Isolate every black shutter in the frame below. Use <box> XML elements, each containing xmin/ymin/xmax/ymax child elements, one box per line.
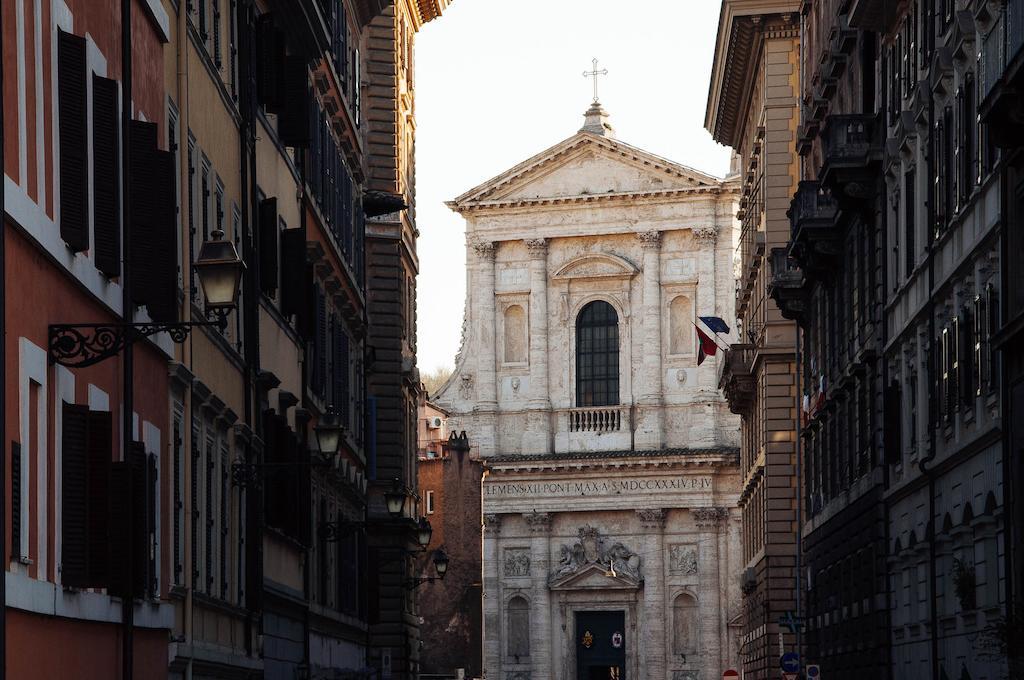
<box><xmin>315</xmin><ymin>287</ymin><xmax>327</xmax><ymax>397</ymax></box>
<box><xmin>278</xmin><ymin>55</ymin><xmax>311</xmax><ymax>148</ymax></box>
<box><xmin>61</xmin><ymin>404</ymin><xmax>90</xmax><ymax>587</ymax></box>
<box><xmin>58</xmin><ymin>30</ymin><xmax>89</xmax><ymax>252</ymax></box>
<box><xmin>296</xmin><ymin>438</ymin><xmax>311</xmax><ymax>546</ymax></box>
<box><xmin>173</xmin><ymin>421</ymin><xmax>183</xmax><ymax>583</ymax></box>
<box><xmin>258</xmin><ymin>198</ymin><xmax>279</xmax><ymax>295</ymax></box>
<box><xmin>147</xmin><ymin>453</ymin><xmax>158</xmax><ymax>597</ymax></box>
<box><xmin>107</xmin><ymin>460</ymin><xmax>132</xmax><ymax>597</ymax></box>
<box><xmin>129</xmin><ymin>443</ymin><xmax>149</xmax><ymax>598</ymax></box>
<box><xmin>129</xmin><ymin>121</ymin><xmax>178</xmax><ymax>322</ymax></box>
<box><xmin>191</xmin><ymin>423</ymin><xmax>201</xmax><ymax>585</ymax></box>
<box><xmin>280</xmin><ymin>228</ymin><xmax>306</xmax><ymax>317</ymax></box>
<box><xmin>92</xmin><ymin>75</ymin><xmax>121</xmax><ymax>276</ymax></box>
<box><xmin>255</xmin><ymin>14</ymin><xmax>284</xmax><ymax>112</ymax></box>
<box><xmin>883</xmin><ymin>380</ymin><xmax>903</xmax><ymax>465</ymax></box>
<box><xmin>86</xmin><ymin>410</ymin><xmax>112</xmax><ymax>585</ymax></box>
<box><xmin>11</xmin><ymin>442</ymin><xmax>21</xmax><ymax>558</ymax></box>
<box><xmin>261</xmin><ymin>410</ymin><xmax>282</xmax><ymax>530</ymax></box>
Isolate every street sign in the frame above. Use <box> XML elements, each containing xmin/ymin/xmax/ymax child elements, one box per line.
<box><xmin>723</xmin><ymin>671</ymin><xmax>739</xmax><ymax>680</ymax></box>
<box><xmin>780</xmin><ymin>652</ymin><xmax>800</xmax><ymax>673</ymax></box>
<box><xmin>783</xmin><ymin>673</ymin><xmax>798</xmax><ymax>680</ymax></box>
<box><xmin>806</xmin><ymin>664</ymin><xmax>821</xmax><ymax>678</ymax></box>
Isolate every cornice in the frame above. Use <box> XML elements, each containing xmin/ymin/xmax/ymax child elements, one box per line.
<box><xmin>705</xmin><ymin>0</ymin><xmax>801</xmax><ymax>147</ymax></box>
<box><xmin>448</xmin><ymin>133</ymin><xmax>724</xmax><ymax>211</ymax></box>
<box><xmin>484</xmin><ymin>448</ymin><xmax>741</xmax><ymax>475</ymax></box>
<box><xmin>450</xmin><ymin>185</ymin><xmax>734</xmax><ymax>215</ymax></box>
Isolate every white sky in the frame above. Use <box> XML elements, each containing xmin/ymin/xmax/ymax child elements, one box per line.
<box><xmin>414</xmin><ymin>0</ymin><xmax>730</xmax><ymax>374</ymax></box>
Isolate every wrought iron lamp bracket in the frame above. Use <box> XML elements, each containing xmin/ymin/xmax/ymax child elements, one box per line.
<box><xmin>49</xmin><ymin>314</ymin><xmax>228</xmax><ymax>368</ymax></box>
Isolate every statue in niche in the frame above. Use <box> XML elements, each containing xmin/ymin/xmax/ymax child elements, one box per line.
<box><xmin>504</xmin><ymin>549</ymin><xmax>530</xmax><ymax>577</ymax></box>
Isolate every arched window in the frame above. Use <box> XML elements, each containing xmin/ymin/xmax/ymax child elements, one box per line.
<box><xmin>507</xmin><ymin>596</ymin><xmax>530</xmax><ymax>659</ymax></box>
<box><xmin>504</xmin><ymin>305</ymin><xmax>527</xmax><ymax>363</ymax></box>
<box><xmin>672</xmin><ymin>593</ymin><xmax>698</xmax><ymax>655</ymax></box>
<box><xmin>576</xmin><ymin>300</ymin><xmax>619</xmax><ymax>407</ymax></box>
<box><xmin>669</xmin><ymin>295</ymin><xmax>693</xmax><ymax>355</ymax></box>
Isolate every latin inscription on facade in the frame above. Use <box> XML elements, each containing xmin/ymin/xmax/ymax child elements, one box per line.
<box><xmin>484</xmin><ymin>476</ymin><xmax>713</xmax><ymax>498</ymax></box>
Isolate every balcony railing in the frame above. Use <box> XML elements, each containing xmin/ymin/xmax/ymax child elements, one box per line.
<box><xmin>567</xmin><ymin>407</ymin><xmax>624</xmax><ymax>433</ymax></box>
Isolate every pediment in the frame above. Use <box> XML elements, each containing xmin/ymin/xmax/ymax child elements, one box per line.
<box><xmin>548</xmin><ymin>562</ymin><xmax>642</xmax><ymax>591</ymax></box>
<box><xmin>553</xmin><ymin>253</ymin><xmax>639</xmax><ymax>281</ymax></box>
<box><xmin>448</xmin><ymin>133</ymin><xmax>723</xmax><ymax>211</ymax></box>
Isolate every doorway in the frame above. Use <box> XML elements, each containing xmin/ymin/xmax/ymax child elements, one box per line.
<box><xmin>575</xmin><ymin>611</ymin><xmax>626</xmax><ymax>680</ymax></box>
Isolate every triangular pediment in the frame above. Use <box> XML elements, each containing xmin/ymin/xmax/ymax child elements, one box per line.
<box><xmin>448</xmin><ymin>133</ymin><xmax>723</xmax><ymax>211</ymax></box>
<box><xmin>548</xmin><ymin>562</ymin><xmax>642</xmax><ymax>591</ymax></box>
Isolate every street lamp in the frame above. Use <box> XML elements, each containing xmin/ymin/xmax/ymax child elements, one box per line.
<box><xmin>48</xmin><ymin>230</ymin><xmax>244</xmax><ymax>368</ymax></box>
<box><xmin>193</xmin><ymin>228</ymin><xmax>244</xmax><ymax>311</ymax></box>
<box><xmin>406</xmin><ymin>548</ymin><xmax>450</xmax><ymax>589</ymax></box>
<box><xmin>416</xmin><ymin>517</ymin><xmax>433</xmax><ymax>547</ymax></box>
<box><xmin>433</xmin><ymin>548</ymin><xmax>449</xmax><ymax>578</ymax></box>
<box><xmin>384</xmin><ymin>478</ymin><xmax>407</xmax><ymax>518</ymax></box>
<box><xmin>313</xmin><ymin>405</ymin><xmax>344</xmax><ymax>459</ymax></box>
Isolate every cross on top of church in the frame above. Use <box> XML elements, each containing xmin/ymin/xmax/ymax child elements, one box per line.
<box><xmin>583</xmin><ymin>58</ymin><xmax>608</xmax><ymax>103</ymax></box>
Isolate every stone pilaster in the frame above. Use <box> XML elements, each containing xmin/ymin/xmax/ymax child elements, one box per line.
<box><xmin>525</xmin><ymin>511</ymin><xmax>553</xmax><ymax>680</ymax></box>
<box><xmin>474</xmin><ymin>241</ymin><xmax>499</xmax><ymax>456</ymax></box>
<box><xmin>693</xmin><ymin>507</ymin><xmax>727</xmax><ymax>679</ymax></box>
<box><xmin>523</xmin><ymin>239</ymin><xmax>551</xmax><ymax>454</ymax></box>
<box><xmin>636</xmin><ymin>230</ymin><xmax>664</xmax><ymax>449</ymax></box>
<box><xmin>692</xmin><ymin>226</ymin><xmax>720</xmax><ymax>390</ymax></box>
<box><xmin>483</xmin><ymin>513</ymin><xmax>504</xmax><ymax>679</ymax></box>
<box><xmin>637</xmin><ymin>509</ymin><xmax>667</xmax><ymax>680</ymax></box>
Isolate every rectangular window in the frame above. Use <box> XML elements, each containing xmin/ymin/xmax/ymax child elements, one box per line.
<box><xmin>229</xmin><ymin>0</ymin><xmax>238</xmax><ymax>97</ymax></box>
<box><xmin>168</xmin><ymin>103</ymin><xmax>181</xmax><ymax>288</ymax></box>
<box><xmin>188</xmin><ymin>135</ymin><xmax>198</xmax><ymax>300</ymax></box>
<box><xmin>232</xmin><ymin>205</ymin><xmax>243</xmax><ymax>351</ymax></box>
<box><xmin>201</xmin><ymin>159</ymin><xmax>211</xmax><ymax>240</ymax></box>
<box><xmin>191</xmin><ymin>417</ymin><xmax>202</xmax><ymax>588</ymax></box>
<box><xmin>904</xmin><ymin>170</ymin><xmax>916</xmax><ymax>278</ymax></box>
<box><xmin>58</xmin><ymin>31</ymin><xmax>89</xmax><ymax>252</ymax></box>
<box><xmin>198</xmin><ymin>0</ymin><xmax>208</xmax><ymax>38</ymax></box>
<box><xmin>212</xmin><ymin>0</ymin><xmax>222</xmax><ymax>68</ymax></box>
<box><xmin>220</xmin><ymin>437</ymin><xmax>230</xmax><ymax>600</ymax></box>
<box><xmin>172</xmin><ymin>405</ymin><xmax>185</xmax><ymax>586</ymax></box>
<box><xmin>205</xmin><ymin>432</ymin><xmax>216</xmax><ymax>594</ymax></box>
<box><xmin>425</xmin><ymin>490</ymin><xmax>435</xmax><ymax>515</ymax></box>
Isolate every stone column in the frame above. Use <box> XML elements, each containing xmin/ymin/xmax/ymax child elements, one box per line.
<box><xmin>523</xmin><ymin>239</ymin><xmax>551</xmax><ymax>454</ymax></box>
<box><xmin>694</xmin><ymin>507</ymin><xmax>727</xmax><ymax>679</ymax></box>
<box><xmin>692</xmin><ymin>226</ymin><xmax>720</xmax><ymax>390</ymax></box>
<box><xmin>524</xmin><ymin>511</ymin><xmax>553</xmax><ymax>680</ymax></box>
<box><xmin>474</xmin><ymin>241</ymin><xmax>499</xmax><ymax>456</ymax></box>
<box><xmin>636</xmin><ymin>231</ymin><xmax>664</xmax><ymax>449</ymax></box>
<box><xmin>483</xmin><ymin>513</ymin><xmax>504</xmax><ymax>679</ymax></box>
<box><xmin>637</xmin><ymin>509</ymin><xmax>667</xmax><ymax>680</ymax></box>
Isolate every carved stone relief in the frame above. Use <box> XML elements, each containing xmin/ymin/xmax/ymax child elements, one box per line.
<box><xmin>504</xmin><ymin>548</ymin><xmax>530</xmax><ymax>577</ymax></box>
<box><xmin>550</xmin><ymin>525</ymin><xmax>641</xmax><ymax>582</ymax></box>
<box><xmin>669</xmin><ymin>545</ymin><xmax>699</xmax><ymax>575</ymax></box>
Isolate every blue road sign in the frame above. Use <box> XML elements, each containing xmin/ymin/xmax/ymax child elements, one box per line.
<box><xmin>780</xmin><ymin>652</ymin><xmax>800</xmax><ymax>673</ymax></box>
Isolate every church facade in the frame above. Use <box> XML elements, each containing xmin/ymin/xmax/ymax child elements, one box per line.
<box><xmin>434</xmin><ymin>103</ymin><xmax>744</xmax><ymax>680</ymax></box>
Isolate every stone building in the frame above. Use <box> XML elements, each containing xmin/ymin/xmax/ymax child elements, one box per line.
<box><xmin>434</xmin><ymin>102</ymin><xmax>744</xmax><ymax>680</ymax></box>
<box><xmin>363</xmin><ymin>1</ymin><xmax>451</xmax><ymax>678</ymax></box>
<box><xmin>704</xmin><ymin>3</ymin><xmax>803</xmax><ymax>678</ymax></box>
<box><xmin>416</xmin><ymin>400</ymin><xmax>484</xmax><ymax>679</ymax></box>
<box><xmin>876</xmin><ymin>1</ymin><xmax>1006</xmax><ymax>678</ymax></box>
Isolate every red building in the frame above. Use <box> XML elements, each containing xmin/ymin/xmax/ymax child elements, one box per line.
<box><xmin>415</xmin><ymin>398</ymin><xmax>483</xmax><ymax>680</ymax></box>
<box><xmin>3</xmin><ymin>0</ymin><xmax>174</xmax><ymax>676</ymax></box>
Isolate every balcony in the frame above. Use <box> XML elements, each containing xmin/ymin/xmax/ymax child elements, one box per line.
<box><xmin>768</xmin><ymin>247</ymin><xmax>806</xmax><ymax>322</ymax></box>
<box><xmin>788</xmin><ymin>181</ymin><xmax>840</xmax><ymax>278</ymax></box>
<box><xmin>848</xmin><ymin>0</ymin><xmax>897</xmax><ymax>31</ymax></box>
<box><xmin>718</xmin><ymin>344</ymin><xmax>756</xmax><ymax>416</ymax></box>
<box><xmin>979</xmin><ymin>2</ymin><xmax>1024</xmax><ymax>148</ymax></box>
<box><xmin>555</xmin><ymin>407</ymin><xmax>632</xmax><ymax>453</ymax></box>
<box><xmin>818</xmin><ymin>114</ymin><xmax>884</xmax><ymax>202</ymax></box>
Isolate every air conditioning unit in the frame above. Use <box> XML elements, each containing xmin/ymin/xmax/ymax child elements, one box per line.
<box><xmin>427</xmin><ymin>416</ymin><xmax>443</xmax><ymax>429</ymax></box>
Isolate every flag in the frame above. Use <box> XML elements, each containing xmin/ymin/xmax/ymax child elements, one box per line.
<box><xmin>699</xmin><ymin>316</ymin><xmax>731</xmax><ymax>334</ymax></box>
<box><xmin>696</xmin><ymin>326</ymin><xmax>718</xmax><ymax>366</ymax></box>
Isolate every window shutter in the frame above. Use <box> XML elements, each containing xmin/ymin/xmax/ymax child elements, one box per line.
<box><xmin>147</xmin><ymin>452</ymin><xmax>158</xmax><ymax>597</ymax></box>
<box><xmin>128</xmin><ymin>121</ymin><xmax>178</xmax><ymax>322</ymax></box>
<box><xmin>205</xmin><ymin>439</ymin><xmax>214</xmax><ymax>593</ymax></box>
<box><xmin>258</xmin><ymin>198</ymin><xmax>279</xmax><ymax>295</ymax></box>
<box><xmin>86</xmin><ymin>410</ymin><xmax>112</xmax><ymax>586</ymax></box>
<box><xmin>278</xmin><ymin>55</ymin><xmax>311</xmax><ymax>148</ymax></box>
<box><xmin>58</xmin><ymin>30</ymin><xmax>89</xmax><ymax>252</ymax></box>
<box><xmin>11</xmin><ymin>442</ymin><xmax>21</xmax><ymax>558</ymax></box>
<box><xmin>213</xmin><ymin>0</ymin><xmax>222</xmax><ymax>68</ymax></box>
<box><xmin>280</xmin><ymin>228</ymin><xmax>304</xmax><ymax>317</ymax></box>
<box><xmin>883</xmin><ymin>381</ymin><xmax>902</xmax><ymax>465</ymax></box>
<box><xmin>107</xmin><ymin>459</ymin><xmax>132</xmax><ymax>597</ymax></box>
<box><xmin>191</xmin><ymin>422</ymin><xmax>201</xmax><ymax>585</ymax></box>
<box><xmin>61</xmin><ymin>403</ymin><xmax>90</xmax><ymax>587</ymax></box>
<box><xmin>297</xmin><ymin>442</ymin><xmax>311</xmax><ymax>547</ymax></box>
<box><xmin>255</xmin><ymin>14</ymin><xmax>285</xmax><ymax>112</ymax></box>
<box><xmin>92</xmin><ymin>75</ymin><xmax>121</xmax><ymax>276</ymax></box>
<box><xmin>262</xmin><ymin>411</ymin><xmax>284</xmax><ymax>530</ymax></box>
<box><xmin>315</xmin><ymin>287</ymin><xmax>327</xmax><ymax>397</ymax></box>
<box><xmin>173</xmin><ymin>421</ymin><xmax>183</xmax><ymax>583</ymax></box>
